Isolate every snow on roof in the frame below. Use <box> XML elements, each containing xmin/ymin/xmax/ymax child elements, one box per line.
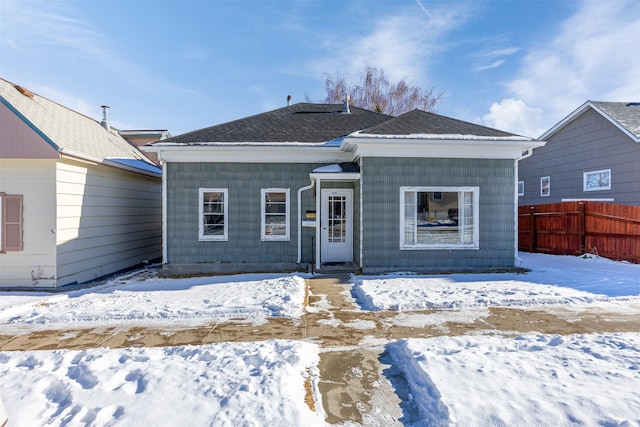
<box><xmin>105</xmin><ymin>158</ymin><xmax>162</xmax><ymax>177</ymax></box>
<box><xmin>349</xmin><ymin>132</ymin><xmax>533</xmax><ymax>141</ymax></box>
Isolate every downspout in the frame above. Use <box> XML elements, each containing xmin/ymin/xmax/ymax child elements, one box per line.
<box><xmin>297</xmin><ymin>176</ymin><xmax>316</xmax><ymax>264</ymax></box>
<box><xmin>514</xmin><ymin>148</ymin><xmax>534</xmax><ymax>265</ymax></box>
<box><xmin>159</xmin><ymin>151</ymin><xmax>168</xmax><ymax>265</ymax></box>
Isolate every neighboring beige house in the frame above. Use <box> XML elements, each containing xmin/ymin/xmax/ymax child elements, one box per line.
<box><xmin>0</xmin><ymin>78</ymin><xmax>162</xmax><ymax>288</ymax></box>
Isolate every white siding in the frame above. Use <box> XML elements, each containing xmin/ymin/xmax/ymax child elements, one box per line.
<box><xmin>55</xmin><ymin>158</ymin><xmax>162</xmax><ymax>286</ymax></box>
<box><xmin>0</xmin><ymin>159</ymin><xmax>57</xmax><ymax>287</ymax></box>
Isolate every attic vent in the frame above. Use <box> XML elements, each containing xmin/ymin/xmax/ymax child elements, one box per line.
<box><xmin>14</xmin><ymin>85</ymin><xmax>34</xmax><ymax>98</ymax></box>
<box><xmin>626</xmin><ymin>102</ymin><xmax>640</xmax><ymax>107</ymax></box>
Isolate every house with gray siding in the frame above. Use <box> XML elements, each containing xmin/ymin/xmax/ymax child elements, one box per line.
<box><xmin>0</xmin><ymin>78</ymin><xmax>163</xmax><ymax>288</ymax></box>
<box><xmin>145</xmin><ymin>100</ymin><xmax>544</xmax><ymax>274</ymax></box>
<box><xmin>518</xmin><ymin>101</ymin><xmax>640</xmax><ymax>206</ymax></box>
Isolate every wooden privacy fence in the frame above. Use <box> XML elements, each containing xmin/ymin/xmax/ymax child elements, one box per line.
<box><xmin>518</xmin><ymin>201</ymin><xmax>640</xmax><ymax>263</ymax></box>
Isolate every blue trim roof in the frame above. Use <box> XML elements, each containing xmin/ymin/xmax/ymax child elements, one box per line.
<box><xmin>105</xmin><ymin>158</ymin><xmax>162</xmax><ymax>177</ymax></box>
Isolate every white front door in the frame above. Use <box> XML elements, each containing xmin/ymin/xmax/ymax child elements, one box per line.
<box><xmin>321</xmin><ymin>189</ymin><xmax>353</xmax><ymax>263</ymax></box>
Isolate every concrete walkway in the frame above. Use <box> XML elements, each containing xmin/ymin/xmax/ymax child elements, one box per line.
<box><xmin>2</xmin><ymin>276</ymin><xmax>640</xmax><ymax>425</ymax></box>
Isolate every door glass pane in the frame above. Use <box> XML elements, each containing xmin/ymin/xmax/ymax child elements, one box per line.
<box><xmin>328</xmin><ymin>196</ymin><xmax>346</xmax><ymax>243</ymax></box>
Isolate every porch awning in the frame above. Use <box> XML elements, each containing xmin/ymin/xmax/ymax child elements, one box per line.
<box><xmin>312</xmin><ymin>162</ymin><xmax>360</xmax><ymax>174</ymax></box>
<box><xmin>310</xmin><ymin>163</ymin><xmax>360</xmax><ymax>182</ymax></box>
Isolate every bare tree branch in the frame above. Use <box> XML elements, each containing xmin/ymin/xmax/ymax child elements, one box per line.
<box><xmin>323</xmin><ymin>66</ymin><xmax>443</xmax><ymax>115</ymax></box>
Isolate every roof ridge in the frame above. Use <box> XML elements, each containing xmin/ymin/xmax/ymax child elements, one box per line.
<box><xmin>0</xmin><ymin>77</ymin><xmax>103</xmax><ymax>127</ymax></box>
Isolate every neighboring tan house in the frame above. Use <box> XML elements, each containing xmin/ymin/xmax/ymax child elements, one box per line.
<box><xmin>0</xmin><ymin>78</ymin><xmax>162</xmax><ymax>288</ymax></box>
<box><xmin>144</xmin><ymin>101</ymin><xmax>543</xmax><ymax>274</ymax></box>
<box><xmin>518</xmin><ymin>101</ymin><xmax>640</xmax><ymax>206</ymax></box>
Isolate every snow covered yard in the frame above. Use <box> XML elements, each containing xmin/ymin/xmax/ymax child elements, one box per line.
<box><xmin>1</xmin><ymin>252</ymin><xmax>640</xmax><ymax>426</ymax></box>
<box><xmin>388</xmin><ymin>332</ymin><xmax>640</xmax><ymax>426</ymax></box>
<box><xmin>0</xmin><ymin>340</ymin><xmax>323</xmax><ymax>426</ymax></box>
<box><xmin>0</xmin><ymin>274</ymin><xmax>307</xmax><ymax>331</ymax></box>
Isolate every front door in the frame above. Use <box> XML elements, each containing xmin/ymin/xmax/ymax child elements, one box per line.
<box><xmin>321</xmin><ymin>189</ymin><xmax>353</xmax><ymax>263</ymax></box>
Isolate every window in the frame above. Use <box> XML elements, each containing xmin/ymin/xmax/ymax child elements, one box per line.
<box><xmin>584</xmin><ymin>169</ymin><xmax>611</xmax><ymax>191</ymax></box>
<box><xmin>540</xmin><ymin>176</ymin><xmax>550</xmax><ymax>196</ymax></box>
<box><xmin>0</xmin><ymin>193</ymin><xmax>23</xmax><ymax>252</ymax></box>
<box><xmin>199</xmin><ymin>189</ymin><xmax>228</xmax><ymax>241</ymax></box>
<box><xmin>400</xmin><ymin>187</ymin><xmax>479</xmax><ymax>249</ymax></box>
<box><xmin>518</xmin><ymin>181</ymin><xmax>524</xmax><ymax>197</ymax></box>
<box><xmin>261</xmin><ymin>189</ymin><xmax>289</xmax><ymax>241</ymax></box>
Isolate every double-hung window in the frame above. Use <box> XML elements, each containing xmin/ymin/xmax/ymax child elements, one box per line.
<box><xmin>400</xmin><ymin>187</ymin><xmax>479</xmax><ymax>249</ymax></box>
<box><xmin>199</xmin><ymin>188</ymin><xmax>228</xmax><ymax>241</ymax></box>
<box><xmin>261</xmin><ymin>189</ymin><xmax>289</xmax><ymax>241</ymax></box>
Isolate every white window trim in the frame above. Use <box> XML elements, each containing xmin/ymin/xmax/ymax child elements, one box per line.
<box><xmin>261</xmin><ymin>188</ymin><xmax>290</xmax><ymax>241</ymax></box>
<box><xmin>517</xmin><ymin>181</ymin><xmax>524</xmax><ymax>197</ymax></box>
<box><xmin>583</xmin><ymin>169</ymin><xmax>611</xmax><ymax>192</ymax></box>
<box><xmin>540</xmin><ymin>176</ymin><xmax>550</xmax><ymax>197</ymax></box>
<box><xmin>399</xmin><ymin>186</ymin><xmax>480</xmax><ymax>250</ymax></box>
<box><xmin>199</xmin><ymin>188</ymin><xmax>228</xmax><ymax>241</ymax></box>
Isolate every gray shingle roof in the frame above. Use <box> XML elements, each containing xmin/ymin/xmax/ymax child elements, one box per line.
<box><xmin>360</xmin><ymin>109</ymin><xmax>520</xmax><ymax>137</ymax></box>
<box><xmin>162</xmin><ymin>103</ymin><xmax>392</xmax><ymax>144</ymax></box>
<box><xmin>0</xmin><ymin>78</ymin><xmax>150</xmax><ymax>162</ymax></box>
<box><xmin>591</xmin><ymin>101</ymin><xmax>640</xmax><ymax>137</ymax></box>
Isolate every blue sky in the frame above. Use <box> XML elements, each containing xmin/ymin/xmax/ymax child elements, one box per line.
<box><xmin>1</xmin><ymin>0</ymin><xmax>639</xmax><ymax>138</ymax></box>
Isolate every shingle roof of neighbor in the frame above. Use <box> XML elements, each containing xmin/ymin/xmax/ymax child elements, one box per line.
<box><xmin>591</xmin><ymin>101</ymin><xmax>640</xmax><ymax>137</ymax></box>
<box><xmin>159</xmin><ymin>102</ymin><xmax>525</xmax><ymax>145</ymax></box>
<box><xmin>0</xmin><ymin>77</ymin><xmax>152</xmax><ymax>163</ymax></box>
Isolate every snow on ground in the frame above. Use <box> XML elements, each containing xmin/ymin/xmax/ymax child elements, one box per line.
<box><xmin>1</xmin><ymin>252</ymin><xmax>640</xmax><ymax>425</ymax></box>
<box><xmin>387</xmin><ymin>333</ymin><xmax>640</xmax><ymax>426</ymax></box>
<box><xmin>0</xmin><ymin>340</ymin><xmax>323</xmax><ymax>426</ymax></box>
<box><xmin>0</xmin><ymin>274</ymin><xmax>307</xmax><ymax>330</ymax></box>
<box><xmin>353</xmin><ymin>252</ymin><xmax>640</xmax><ymax>311</ymax></box>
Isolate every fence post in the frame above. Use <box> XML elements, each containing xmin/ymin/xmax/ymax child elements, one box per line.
<box><xmin>529</xmin><ymin>206</ymin><xmax>536</xmax><ymax>253</ymax></box>
<box><xmin>578</xmin><ymin>202</ymin><xmax>586</xmax><ymax>255</ymax></box>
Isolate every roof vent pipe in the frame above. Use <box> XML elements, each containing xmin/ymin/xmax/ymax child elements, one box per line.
<box><xmin>100</xmin><ymin>105</ymin><xmax>110</xmax><ymax>130</ymax></box>
<box><xmin>287</xmin><ymin>95</ymin><xmax>292</xmax><ymax>106</ymax></box>
<box><xmin>342</xmin><ymin>95</ymin><xmax>351</xmax><ymax>114</ymax></box>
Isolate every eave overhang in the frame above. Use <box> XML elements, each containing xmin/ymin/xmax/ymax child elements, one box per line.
<box><xmin>142</xmin><ymin>143</ymin><xmax>353</xmax><ymax>163</ymax></box>
<box><xmin>341</xmin><ymin>134</ymin><xmax>546</xmax><ymax>160</ymax></box>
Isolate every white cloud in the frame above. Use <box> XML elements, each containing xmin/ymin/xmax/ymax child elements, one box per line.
<box><xmin>472</xmin><ymin>45</ymin><xmax>519</xmax><ymax>72</ymax></box>
<box><xmin>474</xmin><ymin>59</ymin><xmax>505</xmax><ymax>72</ymax></box>
<box><xmin>504</xmin><ymin>0</ymin><xmax>640</xmax><ymax>128</ymax></box>
<box><xmin>484</xmin><ymin>47</ymin><xmax>520</xmax><ymax>58</ymax></box>
<box><xmin>307</xmin><ymin>3</ymin><xmax>472</xmax><ymax>86</ymax></box>
<box><xmin>0</xmin><ymin>0</ymin><xmax>196</xmax><ymax>98</ymax></box>
<box><xmin>478</xmin><ymin>98</ymin><xmax>545</xmax><ymax>138</ymax></box>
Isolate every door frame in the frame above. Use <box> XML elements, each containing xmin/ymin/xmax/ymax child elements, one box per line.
<box><xmin>320</xmin><ymin>189</ymin><xmax>353</xmax><ymax>265</ymax></box>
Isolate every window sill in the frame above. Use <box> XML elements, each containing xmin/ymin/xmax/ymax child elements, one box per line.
<box><xmin>199</xmin><ymin>237</ymin><xmax>228</xmax><ymax>242</ymax></box>
<box><xmin>400</xmin><ymin>244</ymin><xmax>479</xmax><ymax>250</ymax></box>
